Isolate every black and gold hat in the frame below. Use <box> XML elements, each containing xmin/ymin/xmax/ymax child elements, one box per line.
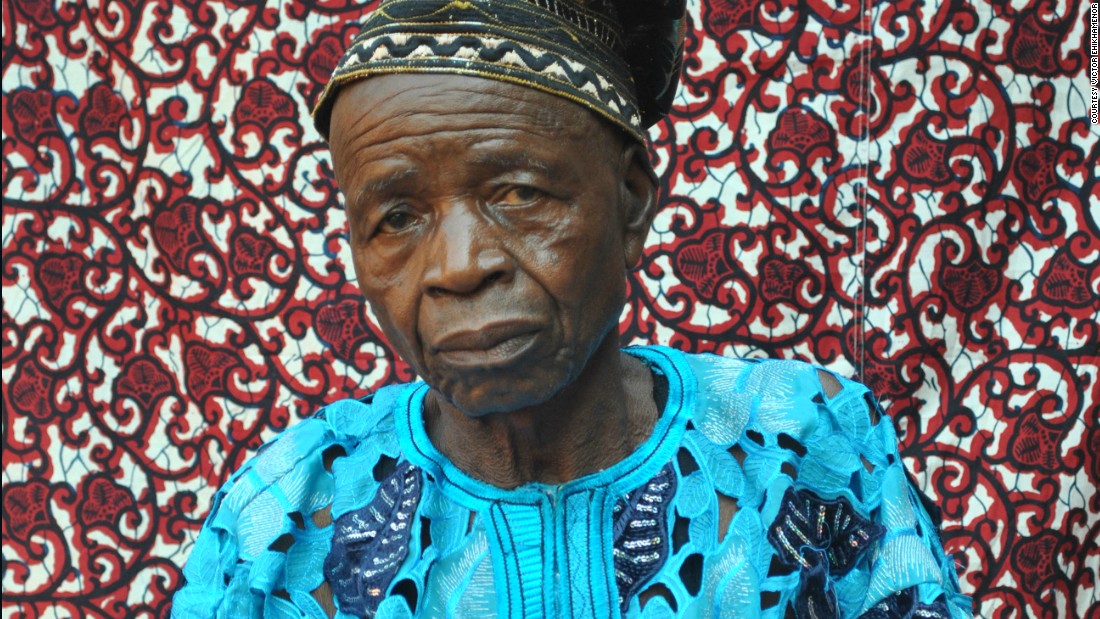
<box><xmin>311</xmin><ymin>0</ymin><xmax>687</xmax><ymax>144</ymax></box>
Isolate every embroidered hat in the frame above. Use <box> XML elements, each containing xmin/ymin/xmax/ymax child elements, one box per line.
<box><xmin>311</xmin><ymin>0</ymin><xmax>686</xmax><ymax>144</ymax></box>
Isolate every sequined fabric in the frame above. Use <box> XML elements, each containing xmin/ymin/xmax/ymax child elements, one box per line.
<box><xmin>858</xmin><ymin>587</ymin><xmax>954</xmax><ymax>619</ymax></box>
<box><xmin>767</xmin><ymin>486</ymin><xmax>885</xmax><ymax>577</ymax></box>
<box><xmin>612</xmin><ymin>463</ymin><xmax>677</xmax><ymax>611</ymax></box>
<box><xmin>767</xmin><ymin>487</ymin><xmax>887</xmax><ymax>619</ymax></box>
<box><xmin>324</xmin><ymin>460</ymin><xmax>422</xmax><ymax>618</ymax></box>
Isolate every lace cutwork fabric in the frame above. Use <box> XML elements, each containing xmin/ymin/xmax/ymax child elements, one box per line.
<box><xmin>173</xmin><ymin>346</ymin><xmax>971</xmax><ymax>618</ymax></box>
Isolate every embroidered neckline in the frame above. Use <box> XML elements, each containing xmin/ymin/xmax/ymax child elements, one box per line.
<box><xmin>395</xmin><ymin>345</ymin><xmax>696</xmax><ymax>506</ymax></box>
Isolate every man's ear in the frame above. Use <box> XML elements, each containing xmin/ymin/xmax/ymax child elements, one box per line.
<box><xmin>619</xmin><ymin>144</ymin><xmax>658</xmax><ymax>267</ymax></box>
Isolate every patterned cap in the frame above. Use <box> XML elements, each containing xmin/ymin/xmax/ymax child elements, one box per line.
<box><xmin>311</xmin><ymin>0</ymin><xmax>686</xmax><ymax>145</ymax></box>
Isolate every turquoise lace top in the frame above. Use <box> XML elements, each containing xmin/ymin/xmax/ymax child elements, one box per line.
<box><xmin>172</xmin><ymin>346</ymin><xmax>970</xmax><ymax>618</ymax></box>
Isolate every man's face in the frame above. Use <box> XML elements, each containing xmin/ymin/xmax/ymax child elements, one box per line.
<box><xmin>328</xmin><ymin>74</ymin><xmax>652</xmax><ymax>416</ymax></box>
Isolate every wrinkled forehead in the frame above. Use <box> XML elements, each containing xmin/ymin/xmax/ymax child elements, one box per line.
<box><xmin>327</xmin><ymin>73</ymin><xmax>616</xmax><ymax>159</ymax></box>
<box><xmin>326</xmin><ymin>78</ymin><xmax>641</xmax><ymax>201</ymax></box>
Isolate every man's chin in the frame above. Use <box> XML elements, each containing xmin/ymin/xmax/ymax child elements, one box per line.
<box><xmin>430</xmin><ymin>373</ymin><xmax>568</xmax><ymax>418</ymax></box>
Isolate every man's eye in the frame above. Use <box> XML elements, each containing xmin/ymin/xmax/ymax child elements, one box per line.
<box><xmin>378</xmin><ymin>208</ymin><xmax>417</xmax><ymax>234</ymax></box>
<box><xmin>497</xmin><ymin>186</ymin><xmax>543</xmax><ymax>206</ymax></box>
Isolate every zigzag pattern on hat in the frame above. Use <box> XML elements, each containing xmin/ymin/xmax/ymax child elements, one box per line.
<box><xmin>336</xmin><ymin>32</ymin><xmax>641</xmax><ymax>128</ymax></box>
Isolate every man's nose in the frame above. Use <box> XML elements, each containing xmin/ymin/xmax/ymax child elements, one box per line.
<box><xmin>420</xmin><ymin>204</ymin><xmax>513</xmax><ymax>296</ymax></box>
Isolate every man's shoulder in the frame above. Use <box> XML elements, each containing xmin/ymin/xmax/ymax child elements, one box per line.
<box><xmin>174</xmin><ymin>386</ymin><xmax>415</xmax><ymax>615</ymax></box>
<box><xmin>230</xmin><ymin>393</ymin><xmax>397</xmax><ymax>485</ymax></box>
<box><xmin>678</xmin><ymin>351</ymin><xmax>880</xmax><ymax>448</ymax></box>
<box><xmin>206</xmin><ymin>387</ymin><xmax>408</xmax><ymax>556</ymax></box>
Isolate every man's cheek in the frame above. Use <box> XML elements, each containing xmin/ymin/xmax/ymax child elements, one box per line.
<box><xmin>520</xmin><ymin>234</ymin><xmax>591</xmax><ymax>271</ymax></box>
<box><xmin>367</xmin><ymin>302</ymin><xmax>417</xmax><ymax>361</ymax></box>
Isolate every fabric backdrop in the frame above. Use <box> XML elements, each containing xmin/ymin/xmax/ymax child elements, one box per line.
<box><xmin>2</xmin><ymin>0</ymin><xmax>1097</xmax><ymax>617</ymax></box>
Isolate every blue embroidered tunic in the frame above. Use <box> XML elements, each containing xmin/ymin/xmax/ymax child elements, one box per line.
<box><xmin>172</xmin><ymin>346</ymin><xmax>971</xmax><ymax>618</ymax></box>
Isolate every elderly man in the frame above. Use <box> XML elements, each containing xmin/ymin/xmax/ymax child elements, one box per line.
<box><xmin>173</xmin><ymin>0</ymin><xmax>969</xmax><ymax>617</ymax></box>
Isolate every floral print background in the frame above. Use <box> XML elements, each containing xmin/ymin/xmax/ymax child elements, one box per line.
<box><xmin>2</xmin><ymin>0</ymin><xmax>1097</xmax><ymax>617</ymax></box>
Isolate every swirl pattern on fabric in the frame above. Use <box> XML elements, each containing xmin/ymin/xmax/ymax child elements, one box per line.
<box><xmin>1</xmin><ymin>0</ymin><xmax>1096</xmax><ymax>617</ymax></box>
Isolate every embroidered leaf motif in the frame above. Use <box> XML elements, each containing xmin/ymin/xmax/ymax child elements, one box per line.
<box><xmin>767</xmin><ymin>486</ymin><xmax>884</xmax><ymax>577</ymax></box>
<box><xmin>767</xmin><ymin>487</ymin><xmax>885</xmax><ymax>619</ymax></box>
<box><xmin>612</xmin><ymin>463</ymin><xmax>677</xmax><ymax>611</ymax></box>
<box><xmin>324</xmin><ymin>460</ymin><xmax>422</xmax><ymax>618</ymax></box>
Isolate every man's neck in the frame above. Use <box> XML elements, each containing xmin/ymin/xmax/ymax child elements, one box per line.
<box><xmin>423</xmin><ymin>337</ymin><xmax>659</xmax><ymax>489</ymax></box>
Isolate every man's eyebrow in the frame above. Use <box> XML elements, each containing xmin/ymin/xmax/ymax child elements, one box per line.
<box><xmin>470</xmin><ymin>151</ymin><xmax>558</xmax><ymax>177</ymax></box>
<box><xmin>351</xmin><ymin>168</ymin><xmax>420</xmax><ymax>206</ymax></box>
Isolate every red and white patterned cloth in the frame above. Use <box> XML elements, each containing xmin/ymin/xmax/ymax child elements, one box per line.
<box><xmin>2</xmin><ymin>1</ymin><xmax>1097</xmax><ymax>617</ymax></box>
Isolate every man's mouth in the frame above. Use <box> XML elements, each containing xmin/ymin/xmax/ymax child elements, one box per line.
<box><xmin>431</xmin><ymin>321</ymin><xmax>542</xmax><ymax>368</ymax></box>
